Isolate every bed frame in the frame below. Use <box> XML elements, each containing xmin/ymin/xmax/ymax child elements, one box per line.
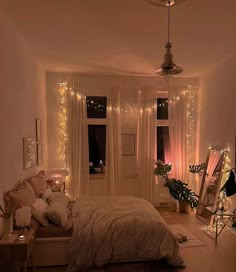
<box><xmin>32</xmin><ymin>237</ymin><xmax>71</xmax><ymax>266</ymax></box>
<box><xmin>32</xmin><ymin>237</ymin><xmax>153</xmax><ymax>267</ymax></box>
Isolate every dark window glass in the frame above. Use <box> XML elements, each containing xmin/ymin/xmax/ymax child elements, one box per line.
<box><xmin>157</xmin><ymin>98</ymin><xmax>168</xmax><ymax>120</ymax></box>
<box><xmin>157</xmin><ymin>126</ymin><xmax>170</xmax><ymax>163</ymax></box>
<box><xmin>88</xmin><ymin>125</ymin><xmax>106</xmax><ymax>169</ymax></box>
<box><xmin>86</xmin><ymin>96</ymin><xmax>107</xmax><ymax>118</ymax></box>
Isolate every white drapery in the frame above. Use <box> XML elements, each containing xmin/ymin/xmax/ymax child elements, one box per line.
<box><xmin>105</xmin><ymin>85</ymin><xmax>122</xmax><ymax>195</ymax></box>
<box><xmin>66</xmin><ymin>82</ymin><xmax>89</xmax><ymax>199</ymax></box>
<box><xmin>136</xmin><ymin>88</ymin><xmax>156</xmax><ymax>203</ymax></box>
<box><xmin>168</xmin><ymin>85</ymin><xmax>198</xmax><ymax>186</ymax></box>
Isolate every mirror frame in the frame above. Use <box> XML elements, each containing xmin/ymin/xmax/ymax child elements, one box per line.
<box><xmin>196</xmin><ymin>148</ymin><xmax>229</xmax><ymax>223</ymax></box>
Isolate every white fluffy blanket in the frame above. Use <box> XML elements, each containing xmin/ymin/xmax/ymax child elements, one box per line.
<box><xmin>67</xmin><ymin>196</ymin><xmax>184</xmax><ymax>271</ymax></box>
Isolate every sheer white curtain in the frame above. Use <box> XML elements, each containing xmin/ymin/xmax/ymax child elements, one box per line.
<box><xmin>105</xmin><ymin>85</ymin><xmax>121</xmax><ymax>195</ymax></box>
<box><xmin>168</xmin><ymin>85</ymin><xmax>198</xmax><ymax>185</ymax></box>
<box><xmin>137</xmin><ymin>88</ymin><xmax>156</xmax><ymax>203</ymax></box>
<box><xmin>66</xmin><ymin>82</ymin><xmax>89</xmax><ymax>199</ymax></box>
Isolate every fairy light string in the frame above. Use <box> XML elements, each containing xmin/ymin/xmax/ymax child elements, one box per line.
<box><xmin>57</xmin><ymin>83</ymin><xmax>197</xmax><ymax>175</ymax></box>
<box><xmin>168</xmin><ymin>85</ymin><xmax>198</xmax><ymax>180</ymax></box>
<box><xmin>58</xmin><ymin>82</ymin><xmax>68</xmax><ymax>169</ymax></box>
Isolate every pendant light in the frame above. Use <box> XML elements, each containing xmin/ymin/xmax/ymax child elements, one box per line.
<box><xmin>147</xmin><ymin>0</ymin><xmax>185</xmax><ymax>82</ymax></box>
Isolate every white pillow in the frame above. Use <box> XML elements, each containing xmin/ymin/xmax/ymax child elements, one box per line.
<box><xmin>41</xmin><ymin>186</ymin><xmax>53</xmax><ymax>201</ymax></box>
<box><xmin>47</xmin><ymin>192</ymin><xmax>71</xmax><ymax>207</ymax></box>
<box><xmin>31</xmin><ymin>198</ymin><xmax>49</xmax><ymax>227</ymax></box>
<box><xmin>45</xmin><ymin>201</ymin><xmax>69</xmax><ymax>227</ymax></box>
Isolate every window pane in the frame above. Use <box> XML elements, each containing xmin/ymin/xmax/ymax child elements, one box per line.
<box><xmin>157</xmin><ymin>126</ymin><xmax>170</xmax><ymax>163</ymax></box>
<box><xmin>157</xmin><ymin>98</ymin><xmax>168</xmax><ymax>120</ymax></box>
<box><xmin>88</xmin><ymin>125</ymin><xmax>106</xmax><ymax>173</ymax></box>
<box><xmin>86</xmin><ymin>96</ymin><xmax>107</xmax><ymax>118</ymax></box>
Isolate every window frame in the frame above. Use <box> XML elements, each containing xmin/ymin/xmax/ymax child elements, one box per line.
<box><xmin>155</xmin><ymin>91</ymin><xmax>169</xmax><ymax>127</ymax></box>
<box><xmin>155</xmin><ymin>91</ymin><xmax>170</xmax><ymax>162</ymax></box>
<box><xmin>86</xmin><ymin>97</ymin><xmax>107</xmax><ymax>179</ymax></box>
<box><xmin>155</xmin><ymin>91</ymin><xmax>172</xmax><ymax>205</ymax></box>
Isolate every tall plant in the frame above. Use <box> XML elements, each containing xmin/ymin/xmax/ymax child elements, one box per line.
<box><xmin>154</xmin><ymin>160</ymin><xmax>199</xmax><ymax>208</ymax></box>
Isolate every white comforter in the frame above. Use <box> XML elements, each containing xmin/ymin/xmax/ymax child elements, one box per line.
<box><xmin>67</xmin><ymin>196</ymin><xmax>184</xmax><ymax>271</ymax></box>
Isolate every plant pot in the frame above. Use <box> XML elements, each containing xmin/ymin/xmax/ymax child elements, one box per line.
<box><xmin>178</xmin><ymin>200</ymin><xmax>191</xmax><ymax>214</ymax></box>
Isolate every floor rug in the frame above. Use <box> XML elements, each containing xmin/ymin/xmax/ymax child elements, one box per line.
<box><xmin>168</xmin><ymin>224</ymin><xmax>205</xmax><ymax>247</ymax></box>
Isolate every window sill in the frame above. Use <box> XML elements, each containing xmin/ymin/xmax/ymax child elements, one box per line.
<box><xmin>89</xmin><ymin>173</ymin><xmax>105</xmax><ymax>180</ymax></box>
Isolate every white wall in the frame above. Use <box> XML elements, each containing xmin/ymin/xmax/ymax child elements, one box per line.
<box><xmin>0</xmin><ymin>8</ymin><xmax>47</xmax><ymax>236</ymax></box>
<box><xmin>199</xmin><ymin>56</ymin><xmax>236</xmax><ymax>205</ymax></box>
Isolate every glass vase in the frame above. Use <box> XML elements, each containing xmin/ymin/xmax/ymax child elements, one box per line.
<box><xmin>3</xmin><ymin>216</ymin><xmax>13</xmax><ymax>235</ymax></box>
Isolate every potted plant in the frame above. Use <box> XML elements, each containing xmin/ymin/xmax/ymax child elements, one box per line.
<box><xmin>154</xmin><ymin>160</ymin><xmax>199</xmax><ymax>213</ymax></box>
<box><xmin>0</xmin><ymin>193</ymin><xmax>18</xmax><ymax>235</ymax></box>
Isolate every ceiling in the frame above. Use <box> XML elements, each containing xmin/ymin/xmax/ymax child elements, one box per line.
<box><xmin>1</xmin><ymin>0</ymin><xmax>236</xmax><ymax>77</ymax></box>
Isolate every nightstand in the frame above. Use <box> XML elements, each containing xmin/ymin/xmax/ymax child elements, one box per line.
<box><xmin>0</xmin><ymin>229</ymin><xmax>35</xmax><ymax>272</ymax></box>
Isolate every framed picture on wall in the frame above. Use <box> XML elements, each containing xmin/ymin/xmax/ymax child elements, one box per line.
<box><xmin>37</xmin><ymin>143</ymin><xmax>43</xmax><ymax>165</ymax></box>
<box><xmin>23</xmin><ymin>137</ymin><xmax>36</xmax><ymax>169</ymax></box>
<box><xmin>36</xmin><ymin>118</ymin><xmax>42</xmax><ymax>141</ymax></box>
<box><xmin>121</xmin><ymin>134</ymin><xmax>135</xmax><ymax>156</ymax></box>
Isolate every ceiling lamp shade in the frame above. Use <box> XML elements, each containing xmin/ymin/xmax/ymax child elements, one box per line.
<box><xmin>147</xmin><ymin>0</ymin><xmax>184</xmax><ymax>82</ymax></box>
<box><xmin>153</xmin><ymin>41</ymin><xmax>183</xmax><ymax>82</ymax></box>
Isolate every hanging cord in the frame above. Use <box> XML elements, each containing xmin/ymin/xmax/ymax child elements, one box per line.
<box><xmin>167</xmin><ymin>1</ymin><xmax>171</xmax><ymax>43</ymax></box>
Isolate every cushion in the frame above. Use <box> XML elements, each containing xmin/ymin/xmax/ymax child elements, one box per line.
<box><xmin>15</xmin><ymin>205</ymin><xmax>32</xmax><ymax>227</ymax></box>
<box><xmin>38</xmin><ymin>170</ymin><xmax>54</xmax><ymax>186</ymax></box>
<box><xmin>8</xmin><ymin>181</ymin><xmax>36</xmax><ymax>207</ymax></box>
<box><xmin>65</xmin><ymin>214</ymin><xmax>73</xmax><ymax>230</ymax></box>
<box><xmin>31</xmin><ymin>198</ymin><xmax>49</xmax><ymax>227</ymax></box>
<box><xmin>47</xmin><ymin>192</ymin><xmax>71</xmax><ymax>207</ymax></box>
<box><xmin>41</xmin><ymin>186</ymin><xmax>53</xmax><ymax>201</ymax></box>
<box><xmin>45</xmin><ymin>201</ymin><xmax>69</xmax><ymax>227</ymax></box>
<box><xmin>67</xmin><ymin>200</ymin><xmax>75</xmax><ymax>213</ymax></box>
<box><xmin>27</xmin><ymin>174</ymin><xmax>47</xmax><ymax>197</ymax></box>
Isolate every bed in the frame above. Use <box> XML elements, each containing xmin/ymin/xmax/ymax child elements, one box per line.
<box><xmin>4</xmin><ymin>171</ymin><xmax>184</xmax><ymax>270</ymax></box>
<box><xmin>67</xmin><ymin>196</ymin><xmax>184</xmax><ymax>271</ymax></box>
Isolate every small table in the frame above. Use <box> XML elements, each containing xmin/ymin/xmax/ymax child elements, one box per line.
<box><xmin>213</xmin><ymin>209</ymin><xmax>236</xmax><ymax>244</ymax></box>
<box><xmin>0</xmin><ymin>229</ymin><xmax>35</xmax><ymax>272</ymax></box>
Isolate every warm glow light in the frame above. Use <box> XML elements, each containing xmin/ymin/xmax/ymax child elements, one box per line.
<box><xmin>76</xmin><ymin>94</ymin><xmax>81</xmax><ymax>100</ymax></box>
<box><xmin>58</xmin><ymin>82</ymin><xmax>85</xmax><ymax>170</ymax></box>
<box><xmin>58</xmin><ymin>82</ymin><xmax>68</xmax><ymax>169</ymax></box>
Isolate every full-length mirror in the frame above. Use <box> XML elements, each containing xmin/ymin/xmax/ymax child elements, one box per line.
<box><xmin>196</xmin><ymin>148</ymin><xmax>228</xmax><ymax>224</ymax></box>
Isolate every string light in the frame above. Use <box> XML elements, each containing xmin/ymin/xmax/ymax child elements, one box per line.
<box><xmin>58</xmin><ymin>82</ymin><xmax>68</xmax><ymax>169</ymax></box>
<box><xmin>57</xmin><ymin>83</ymin><xmax>197</xmax><ymax>181</ymax></box>
<box><xmin>86</xmin><ymin>98</ymin><xmax>107</xmax><ymax>112</ymax></box>
<box><xmin>168</xmin><ymin>85</ymin><xmax>197</xmax><ymax>180</ymax></box>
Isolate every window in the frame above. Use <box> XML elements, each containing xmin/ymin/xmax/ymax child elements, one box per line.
<box><xmin>88</xmin><ymin>125</ymin><xmax>106</xmax><ymax>167</ymax></box>
<box><xmin>156</xmin><ymin>96</ymin><xmax>170</xmax><ymax>163</ymax></box>
<box><xmin>86</xmin><ymin>96</ymin><xmax>107</xmax><ymax>118</ymax></box>
<box><xmin>157</xmin><ymin>98</ymin><xmax>168</xmax><ymax>120</ymax></box>
<box><xmin>86</xmin><ymin>96</ymin><xmax>107</xmax><ymax>175</ymax></box>
<box><xmin>155</xmin><ymin>95</ymin><xmax>171</xmax><ymax>205</ymax></box>
<box><xmin>156</xmin><ymin>126</ymin><xmax>170</xmax><ymax>162</ymax></box>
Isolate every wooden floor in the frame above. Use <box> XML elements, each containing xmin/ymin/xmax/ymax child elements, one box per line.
<box><xmin>36</xmin><ymin>207</ymin><xmax>236</xmax><ymax>272</ymax></box>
